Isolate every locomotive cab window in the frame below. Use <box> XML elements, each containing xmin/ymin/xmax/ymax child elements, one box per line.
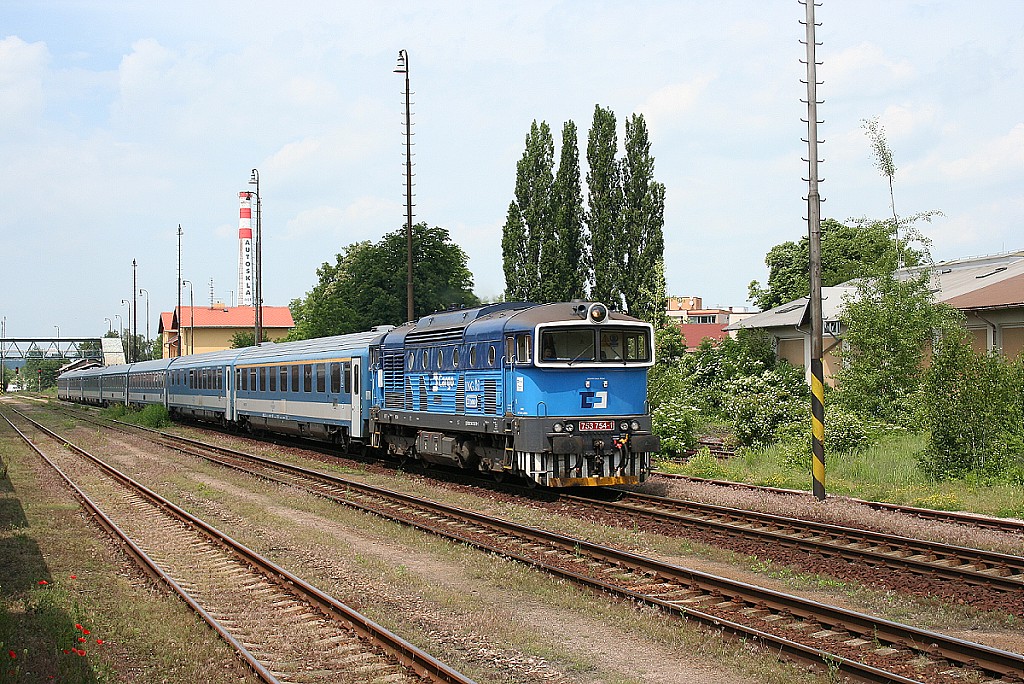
<box><xmin>540</xmin><ymin>329</ymin><xmax>595</xmax><ymax>363</ymax></box>
<box><xmin>515</xmin><ymin>334</ymin><xmax>531</xmax><ymax>363</ymax></box>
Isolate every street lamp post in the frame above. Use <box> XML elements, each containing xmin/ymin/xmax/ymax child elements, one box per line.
<box><xmin>394</xmin><ymin>49</ymin><xmax>414</xmax><ymax>322</ymax></box>
<box><xmin>248</xmin><ymin>169</ymin><xmax>262</xmax><ymax>345</ymax></box>
<box><xmin>182</xmin><ymin>280</ymin><xmax>194</xmax><ymax>355</ymax></box>
<box><xmin>139</xmin><ymin>288</ymin><xmax>150</xmax><ymax>360</ymax></box>
<box><xmin>104</xmin><ymin>317</ymin><xmax>112</xmax><ymax>333</ymax></box>
<box><xmin>120</xmin><ymin>299</ymin><xmax>131</xmax><ymax>362</ymax></box>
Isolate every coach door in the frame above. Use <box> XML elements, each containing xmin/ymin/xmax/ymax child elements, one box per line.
<box><xmin>349</xmin><ymin>357</ymin><xmax>362</xmax><ymax>438</ymax></box>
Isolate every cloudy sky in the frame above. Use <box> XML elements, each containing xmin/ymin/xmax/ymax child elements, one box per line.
<box><xmin>1</xmin><ymin>1</ymin><xmax>1022</xmax><ymax>339</ymax></box>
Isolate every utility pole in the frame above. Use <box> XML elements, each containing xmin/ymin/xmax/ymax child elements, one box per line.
<box><xmin>177</xmin><ymin>224</ymin><xmax>183</xmax><ymax>357</ymax></box>
<box><xmin>132</xmin><ymin>259</ymin><xmax>138</xmax><ymax>363</ymax></box>
<box><xmin>394</xmin><ymin>49</ymin><xmax>415</xmax><ymax>322</ymax></box>
<box><xmin>801</xmin><ymin>0</ymin><xmax>826</xmax><ymax>501</ymax></box>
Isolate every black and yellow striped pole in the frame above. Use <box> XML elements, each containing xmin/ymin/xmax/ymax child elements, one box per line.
<box><xmin>801</xmin><ymin>0</ymin><xmax>826</xmax><ymax>501</ymax></box>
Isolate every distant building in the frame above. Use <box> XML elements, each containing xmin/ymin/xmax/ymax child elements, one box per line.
<box><xmin>665</xmin><ymin>296</ymin><xmax>756</xmax><ymax>349</ymax></box>
<box><xmin>726</xmin><ymin>250</ymin><xmax>1024</xmax><ymax>385</ymax></box>
<box><xmin>159</xmin><ymin>304</ymin><xmax>294</xmax><ymax>357</ymax></box>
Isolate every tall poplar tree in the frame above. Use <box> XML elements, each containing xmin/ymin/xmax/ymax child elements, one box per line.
<box><xmin>544</xmin><ymin>120</ymin><xmax>589</xmax><ymax>301</ymax></box>
<box><xmin>619</xmin><ymin>113</ymin><xmax>666</xmax><ymax>324</ymax></box>
<box><xmin>502</xmin><ymin>121</ymin><xmax>554</xmax><ymax>301</ymax></box>
<box><xmin>586</xmin><ymin>105</ymin><xmax>623</xmax><ymax>309</ymax></box>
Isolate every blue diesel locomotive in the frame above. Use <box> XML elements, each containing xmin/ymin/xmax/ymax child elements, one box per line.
<box><xmin>59</xmin><ymin>301</ymin><xmax>658</xmax><ymax>487</ymax></box>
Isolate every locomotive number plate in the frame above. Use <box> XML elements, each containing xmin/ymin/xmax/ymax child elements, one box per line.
<box><xmin>578</xmin><ymin>420</ymin><xmax>614</xmax><ymax>431</ymax></box>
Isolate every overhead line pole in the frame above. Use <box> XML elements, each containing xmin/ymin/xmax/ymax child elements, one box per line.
<box><xmin>801</xmin><ymin>0</ymin><xmax>826</xmax><ymax>501</ymax></box>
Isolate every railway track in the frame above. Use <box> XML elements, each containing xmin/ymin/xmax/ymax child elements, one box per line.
<box><xmin>42</xmin><ymin>405</ymin><xmax>1024</xmax><ymax>684</ymax></box>
<box><xmin>654</xmin><ymin>470</ymin><xmax>1024</xmax><ymax>536</ymax></box>
<box><xmin>565</xmin><ymin>489</ymin><xmax>1024</xmax><ymax>595</ymax></box>
<box><xmin>2</xmin><ymin>407</ymin><xmax>474</xmax><ymax>684</ymax></box>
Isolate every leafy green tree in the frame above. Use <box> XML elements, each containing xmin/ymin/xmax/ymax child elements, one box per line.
<box><xmin>23</xmin><ymin>357</ymin><xmax>63</xmax><ymax>391</ymax></box>
<box><xmin>587</xmin><ymin>104</ymin><xmax>623</xmax><ymax>309</ymax></box>
<box><xmin>502</xmin><ymin>121</ymin><xmax>554</xmax><ymax>302</ymax></box>
<box><xmin>834</xmin><ymin>272</ymin><xmax>963</xmax><ymax>423</ymax></box>
<box><xmin>229</xmin><ymin>331</ymin><xmax>270</xmax><ymax>348</ymax></box>
<box><xmin>289</xmin><ymin>223</ymin><xmax>479</xmax><ymax>340</ymax></box>
<box><xmin>543</xmin><ymin>120</ymin><xmax>589</xmax><ymax>301</ymax></box>
<box><xmin>747</xmin><ymin>217</ymin><xmax>930</xmax><ymax>310</ymax></box>
<box><xmin>619</xmin><ymin>113</ymin><xmax>666</xmax><ymax>325</ymax></box>
<box><xmin>921</xmin><ymin>335</ymin><xmax>1024</xmax><ymax>482</ymax></box>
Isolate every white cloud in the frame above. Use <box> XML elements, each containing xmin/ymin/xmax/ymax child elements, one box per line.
<box><xmin>0</xmin><ymin>36</ymin><xmax>49</xmax><ymax>130</ymax></box>
<box><xmin>828</xmin><ymin>42</ymin><xmax>916</xmax><ymax>94</ymax></box>
<box><xmin>283</xmin><ymin>197</ymin><xmax>395</xmax><ymax>241</ymax></box>
<box><xmin>937</xmin><ymin>123</ymin><xmax>1024</xmax><ymax>181</ymax></box>
<box><xmin>636</xmin><ymin>75</ymin><xmax>715</xmax><ymax>132</ymax></box>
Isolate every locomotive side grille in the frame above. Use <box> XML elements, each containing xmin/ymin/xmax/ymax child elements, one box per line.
<box><xmin>456</xmin><ymin>375</ymin><xmax>465</xmax><ymax>413</ymax></box>
<box><xmin>418</xmin><ymin>377</ymin><xmax>427</xmax><ymax>411</ymax></box>
<box><xmin>383</xmin><ymin>351</ymin><xmax>405</xmax><ymax>408</ymax></box>
<box><xmin>404</xmin><ymin>376</ymin><xmax>412</xmax><ymax>410</ymax></box>
<box><xmin>404</xmin><ymin>326</ymin><xmax>465</xmax><ymax>345</ymax></box>
<box><xmin>484</xmin><ymin>379</ymin><xmax>497</xmax><ymax>414</ymax></box>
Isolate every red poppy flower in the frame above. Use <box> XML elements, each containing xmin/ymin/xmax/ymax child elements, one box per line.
<box><xmin>37</xmin><ymin>580</ymin><xmax>48</xmax><ymax>585</ymax></box>
<box><xmin>77</xmin><ymin>637</ymin><xmax>86</xmax><ymax>643</ymax></box>
<box><xmin>63</xmin><ymin>650</ymin><xmax>70</xmax><ymax>654</ymax></box>
<box><xmin>82</xmin><ymin>629</ymin><xmax>90</xmax><ymax>635</ymax></box>
<box><xmin>76</xmin><ymin>649</ymin><xmax>86</xmax><ymax>656</ymax></box>
<box><xmin>95</xmin><ymin>639</ymin><xmax>104</xmax><ymax>645</ymax></box>
<box><xmin>7</xmin><ymin>650</ymin><xmax>15</xmax><ymax>659</ymax></box>
<box><xmin>75</xmin><ymin>624</ymin><xmax>82</xmax><ymax>630</ymax></box>
<box><xmin>69</xmin><ymin>574</ymin><xmax>77</xmax><ymax>580</ymax></box>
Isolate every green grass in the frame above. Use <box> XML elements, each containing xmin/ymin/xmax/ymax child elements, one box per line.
<box><xmin>658</xmin><ymin>431</ymin><xmax>1024</xmax><ymax>519</ymax></box>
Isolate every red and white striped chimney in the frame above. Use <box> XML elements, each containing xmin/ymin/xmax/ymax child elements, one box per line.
<box><xmin>237</xmin><ymin>192</ymin><xmax>254</xmax><ymax>307</ymax></box>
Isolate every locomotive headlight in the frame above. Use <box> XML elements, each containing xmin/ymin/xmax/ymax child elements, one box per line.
<box><xmin>564</xmin><ymin>422</ymin><xmax>574</xmax><ymax>433</ymax></box>
<box><xmin>588</xmin><ymin>302</ymin><xmax>608</xmax><ymax>323</ymax></box>
<box><xmin>553</xmin><ymin>422</ymin><xmax>563</xmax><ymax>433</ymax></box>
<box><xmin>631</xmin><ymin>420</ymin><xmax>640</xmax><ymax>431</ymax></box>
<box><xmin>619</xmin><ymin>421</ymin><xmax>629</xmax><ymax>431</ymax></box>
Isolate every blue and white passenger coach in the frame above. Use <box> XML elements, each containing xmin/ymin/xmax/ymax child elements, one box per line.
<box><xmin>371</xmin><ymin>301</ymin><xmax>658</xmax><ymax>486</ymax></box>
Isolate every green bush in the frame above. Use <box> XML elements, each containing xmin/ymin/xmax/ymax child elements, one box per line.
<box><xmin>823</xmin><ymin>405</ymin><xmax>871</xmax><ymax>454</ymax></box>
<box><xmin>920</xmin><ymin>336</ymin><xmax>1024</xmax><ymax>482</ymax></box>
<box><xmin>683</xmin><ymin>448</ymin><xmax>724</xmax><ymax>479</ymax></box>
<box><xmin>722</xmin><ymin>367</ymin><xmax>807</xmax><ymax>447</ymax></box>
<box><xmin>652</xmin><ymin>400</ymin><xmax>699</xmax><ymax>457</ymax></box>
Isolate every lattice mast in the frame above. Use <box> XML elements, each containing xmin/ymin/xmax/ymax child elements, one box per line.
<box><xmin>800</xmin><ymin>0</ymin><xmax>826</xmax><ymax>501</ymax></box>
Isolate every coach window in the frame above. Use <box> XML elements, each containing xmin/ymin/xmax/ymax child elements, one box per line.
<box><xmin>292</xmin><ymin>366</ymin><xmax>300</xmax><ymax>393</ymax></box>
<box><xmin>249</xmin><ymin>368</ymin><xmax>257</xmax><ymax>391</ymax></box>
<box><xmin>255</xmin><ymin>367</ymin><xmax>264</xmax><ymax>392</ymax></box>
<box><xmin>315</xmin><ymin>364</ymin><xmax>326</xmax><ymax>393</ymax></box>
<box><xmin>303</xmin><ymin>364</ymin><xmax>313</xmax><ymax>393</ymax></box>
<box><xmin>330</xmin><ymin>363</ymin><xmax>341</xmax><ymax>394</ymax></box>
<box><xmin>189</xmin><ymin>370</ymin><xmax>195</xmax><ymax>389</ymax></box>
<box><xmin>343</xmin><ymin>362</ymin><xmax>351</xmax><ymax>394</ymax></box>
<box><xmin>269</xmin><ymin>367</ymin><xmax>277</xmax><ymax>392</ymax></box>
<box><xmin>505</xmin><ymin>337</ymin><xmax>514</xmax><ymax>363</ymax></box>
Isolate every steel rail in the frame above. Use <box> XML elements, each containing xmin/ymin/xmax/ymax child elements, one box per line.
<box><xmin>0</xmin><ymin>409</ymin><xmax>280</xmax><ymax>684</ymax></box>
<box><xmin>654</xmin><ymin>471</ymin><xmax>1024</xmax><ymax>536</ymax></box>
<box><xmin>565</xmin><ymin>491</ymin><xmax>1024</xmax><ymax>592</ymax></box>
<box><xmin>49</xmin><ymin>409</ymin><xmax>1024</xmax><ymax>684</ymax></box>
<box><xmin>4</xmin><ymin>407</ymin><xmax>475</xmax><ymax>684</ymax></box>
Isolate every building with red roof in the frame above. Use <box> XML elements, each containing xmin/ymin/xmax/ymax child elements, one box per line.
<box><xmin>158</xmin><ymin>304</ymin><xmax>294</xmax><ymax>356</ymax></box>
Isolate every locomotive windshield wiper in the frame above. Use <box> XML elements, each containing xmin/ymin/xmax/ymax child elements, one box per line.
<box><xmin>566</xmin><ymin>348</ymin><xmax>594</xmax><ymax>366</ymax></box>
